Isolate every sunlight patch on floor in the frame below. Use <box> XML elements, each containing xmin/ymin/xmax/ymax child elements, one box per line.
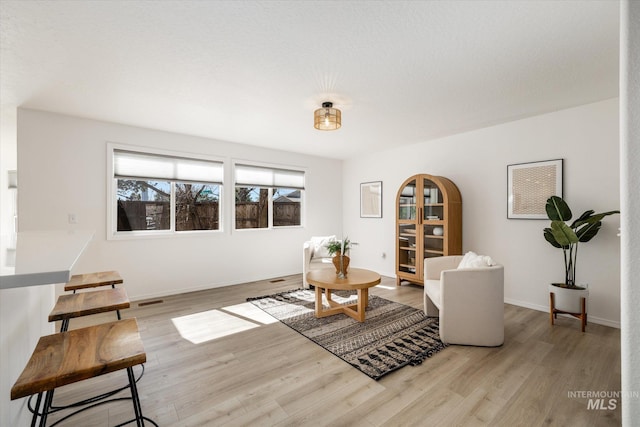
<box><xmin>171</xmin><ymin>309</ymin><xmax>260</xmax><ymax>344</ymax></box>
<box><xmin>222</xmin><ymin>302</ymin><xmax>278</xmax><ymax>324</ymax></box>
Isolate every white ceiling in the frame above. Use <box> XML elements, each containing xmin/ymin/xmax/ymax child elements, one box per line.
<box><xmin>0</xmin><ymin>1</ymin><xmax>620</xmax><ymax>160</ymax></box>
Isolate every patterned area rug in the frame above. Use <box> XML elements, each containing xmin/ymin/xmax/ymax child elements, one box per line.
<box><xmin>248</xmin><ymin>288</ymin><xmax>446</xmax><ymax>380</ymax></box>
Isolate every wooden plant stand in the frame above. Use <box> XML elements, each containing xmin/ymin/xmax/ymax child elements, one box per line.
<box><xmin>549</xmin><ymin>292</ymin><xmax>587</xmax><ymax>332</ymax></box>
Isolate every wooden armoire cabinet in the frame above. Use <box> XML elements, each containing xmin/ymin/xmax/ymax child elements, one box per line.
<box><xmin>396</xmin><ymin>174</ymin><xmax>462</xmax><ymax>286</ymax></box>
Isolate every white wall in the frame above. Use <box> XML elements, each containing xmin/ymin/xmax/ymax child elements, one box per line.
<box><xmin>344</xmin><ymin>99</ymin><xmax>621</xmax><ymax>327</ymax></box>
<box><xmin>620</xmin><ymin>1</ymin><xmax>640</xmax><ymax>423</ymax></box>
<box><xmin>17</xmin><ymin>109</ymin><xmax>343</xmax><ymax>300</ymax></box>
<box><xmin>1</xmin><ymin>108</ymin><xmax>17</xmax><ymax>271</ymax></box>
<box><xmin>1</xmin><ymin>108</ymin><xmax>57</xmax><ymax>426</ymax></box>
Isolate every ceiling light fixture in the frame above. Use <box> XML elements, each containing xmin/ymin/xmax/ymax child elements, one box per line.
<box><xmin>314</xmin><ymin>102</ymin><xmax>341</xmax><ymax>131</ymax></box>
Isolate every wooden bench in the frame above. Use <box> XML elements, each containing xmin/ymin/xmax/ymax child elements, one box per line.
<box><xmin>64</xmin><ymin>271</ymin><xmax>123</xmax><ymax>292</ymax></box>
<box><xmin>49</xmin><ymin>287</ymin><xmax>130</xmax><ymax>332</ymax></box>
<box><xmin>11</xmin><ymin>318</ymin><xmax>151</xmax><ymax>427</ymax></box>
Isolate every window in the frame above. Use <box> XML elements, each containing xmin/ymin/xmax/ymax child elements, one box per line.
<box><xmin>117</xmin><ymin>179</ymin><xmax>171</xmax><ymax>231</ymax></box>
<box><xmin>234</xmin><ymin>164</ymin><xmax>304</xmax><ymax>229</ymax></box>
<box><xmin>111</xmin><ymin>148</ymin><xmax>223</xmax><ymax>236</ymax></box>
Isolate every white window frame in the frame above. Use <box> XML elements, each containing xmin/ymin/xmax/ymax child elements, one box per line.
<box><xmin>233</xmin><ymin>160</ymin><xmax>305</xmax><ymax>231</ymax></box>
<box><xmin>107</xmin><ymin>143</ymin><xmax>224</xmax><ymax>240</ymax></box>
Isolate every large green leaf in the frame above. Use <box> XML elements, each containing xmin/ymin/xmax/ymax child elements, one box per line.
<box><xmin>546</xmin><ymin>196</ymin><xmax>572</xmax><ymax>221</ymax></box>
<box><xmin>572</xmin><ymin>210</ymin><xmax>619</xmax><ymax>243</ymax></box>
<box><xmin>543</xmin><ymin>227</ymin><xmax>563</xmax><ymax>248</ymax></box>
<box><xmin>550</xmin><ymin>221</ymin><xmax>579</xmax><ymax>246</ymax></box>
<box><xmin>570</xmin><ymin>210</ymin><xmax>594</xmax><ymax>228</ymax></box>
<box><xmin>572</xmin><ymin>210</ymin><xmax>620</xmax><ymax>229</ymax></box>
<box><xmin>576</xmin><ymin>221</ymin><xmax>602</xmax><ymax>242</ymax></box>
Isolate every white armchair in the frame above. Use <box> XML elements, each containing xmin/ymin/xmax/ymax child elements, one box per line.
<box><xmin>424</xmin><ymin>255</ymin><xmax>504</xmax><ymax>347</ymax></box>
<box><xmin>302</xmin><ymin>236</ymin><xmax>336</xmax><ymax>288</ymax></box>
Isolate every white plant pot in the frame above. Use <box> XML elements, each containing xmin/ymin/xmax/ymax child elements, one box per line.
<box><xmin>549</xmin><ymin>283</ymin><xmax>589</xmax><ymax>314</ymax></box>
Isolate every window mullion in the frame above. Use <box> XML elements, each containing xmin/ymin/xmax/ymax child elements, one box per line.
<box><xmin>112</xmin><ymin>178</ymin><xmax>118</xmax><ymax>233</ymax></box>
<box><xmin>170</xmin><ymin>182</ymin><xmax>176</xmax><ymax>232</ymax></box>
<box><xmin>268</xmin><ymin>188</ymin><xmax>274</xmax><ymax>229</ymax></box>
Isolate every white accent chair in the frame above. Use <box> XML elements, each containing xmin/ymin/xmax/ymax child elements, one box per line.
<box><xmin>423</xmin><ymin>255</ymin><xmax>505</xmax><ymax>347</ymax></box>
<box><xmin>302</xmin><ymin>236</ymin><xmax>336</xmax><ymax>288</ymax></box>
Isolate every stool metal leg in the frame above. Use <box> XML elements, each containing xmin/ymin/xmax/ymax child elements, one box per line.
<box><xmin>38</xmin><ymin>390</ymin><xmax>55</xmax><ymax>427</ymax></box>
<box><xmin>112</xmin><ymin>284</ymin><xmax>123</xmax><ymax>320</ymax></box>
<box><xmin>59</xmin><ymin>318</ymin><xmax>70</xmax><ymax>333</ymax></box>
<box><xmin>127</xmin><ymin>366</ymin><xmax>144</xmax><ymax>427</ymax></box>
<box><xmin>30</xmin><ymin>393</ymin><xmax>43</xmax><ymax>427</ymax></box>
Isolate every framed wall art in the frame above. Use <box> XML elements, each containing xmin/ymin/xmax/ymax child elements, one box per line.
<box><xmin>360</xmin><ymin>181</ymin><xmax>382</xmax><ymax>218</ymax></box>
<box><xmin>507</xmin><ymin>159</ymin><xmax>563</xmax><ymax>219</ymax></box>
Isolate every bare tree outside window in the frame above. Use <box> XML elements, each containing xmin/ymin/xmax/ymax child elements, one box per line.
<box><xmin>235</xmin><ymin>187</ymin><xmax>269</xmax><ymax>229</ymax></box>
<box><xmin>176</xmin><ymin>183</ymin><xmax>219</xmax><ymax>231</ymax></box>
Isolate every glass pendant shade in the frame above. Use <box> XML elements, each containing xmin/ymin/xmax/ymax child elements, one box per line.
<box><xmin>314</xmin><ymin>102</ymin><xmax>341</xmax><ymax>130</ymax></box>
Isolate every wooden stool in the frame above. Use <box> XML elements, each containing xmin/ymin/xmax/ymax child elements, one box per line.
<box><xmin>49</xmin><ymin>287</ymin><xmax>130</xmax><ymax>332</ymax></box>
<box><xmin>65</xmin><ymin>271</ymin><xmax>123</xmax><ymax>292</ymax></box>
<box><xmin>11</xmin><ymin>318</ymin><xmax>152</xmax><ymax>427</ymax></box>
<box><xmin>64</xmin><ymin>271</ymin><xmax>125</xmax><ymax>319</ymax></box>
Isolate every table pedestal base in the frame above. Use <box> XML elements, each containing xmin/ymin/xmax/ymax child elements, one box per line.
<box><xmin>315</xmin><ymin>287</ymin><xmax>369</xmax><ymax>322</ymax></box>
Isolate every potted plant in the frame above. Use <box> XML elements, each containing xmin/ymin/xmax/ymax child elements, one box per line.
<box><xmin>325</xmin><ymin>237</ymin><xmax>352</xmax><ymax>256</ymax></box>
<box><xmin>326</xmin><ymin>237</ymin><xmax>353</xmax><ymax>276</ymax></box>
<box><xmin>543</xmin><ymin>195</ymin><xmax>619</xmax><ymax>312</ymax></box>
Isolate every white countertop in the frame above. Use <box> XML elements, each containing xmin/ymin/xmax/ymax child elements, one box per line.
<box><xmin>0</xmin><ymin>230</ymin><xmax>94</xmax><ymax>289</ymax></box>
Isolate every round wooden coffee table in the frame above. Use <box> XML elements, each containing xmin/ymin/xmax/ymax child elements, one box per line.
<box><xmin>306</xmin><ymin>268</ymin><xmax>381</xmax><ymax>322</ymax></box>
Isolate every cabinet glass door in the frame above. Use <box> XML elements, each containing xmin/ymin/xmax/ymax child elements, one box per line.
<box><xmin>422</xmin><ymin>178</ymin><xmax>444</xmax><ymax>258</ymax></box>
<box><xmin>398</xmin><ymin>223</ymin><xmax>417</xmax><ymax>274</ymax></box>
<box><xmin>398</xmin><ymin>180</ymin><xmax>418</xmax><ymax>275</ymax></box>
<box><xmin>398</xmin><ymin>181</ymin><xmax>416</xmax><ymax>220</ymax></box>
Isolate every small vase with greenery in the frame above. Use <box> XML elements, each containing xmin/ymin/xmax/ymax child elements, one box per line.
<box><xmin>543</xmin><ymin>196</ymin><xmax>619</xmax><ymax>289</ymax></box>
<box><xmin>326</xmin><ymin>237</ymin><xmax>354</xmax><ymax>277</ymax></box>
<box><xmin>325</xmin><ymin>237</ymin><xmax>352</xmax><ymax>256</ymax></box>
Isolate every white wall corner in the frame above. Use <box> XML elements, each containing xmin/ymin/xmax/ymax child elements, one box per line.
<box><xmin>620</xmin><ymin>1</ymin><xmax>640</xmax><ymax>424</ymax></box>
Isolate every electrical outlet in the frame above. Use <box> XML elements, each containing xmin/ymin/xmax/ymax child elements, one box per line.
<box><xmin>68</xmin><ymin>213</ymin><xmax>78</xmax><ymax>224</ymax></box>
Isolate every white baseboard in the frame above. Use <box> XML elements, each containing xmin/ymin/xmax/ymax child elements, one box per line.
<box><xmin>129</xmin><ymin>272</ymin><xmax>301</xmax><ymax>303</ymax></box>
<box><xmin>504</xmin><ymin>297</ymin><xmax>620</xmax><ymax>329</ymax></box>
<box><xmin>130</xmin><ymin>281</ymin><xmax>236</xmax><ymax>303</ymax></box>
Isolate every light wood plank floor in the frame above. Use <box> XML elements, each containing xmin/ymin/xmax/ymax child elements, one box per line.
<box><xmin>46</xmin><ymin>274</ymin><xmax>621</xmax><ymax>426</ymax></box>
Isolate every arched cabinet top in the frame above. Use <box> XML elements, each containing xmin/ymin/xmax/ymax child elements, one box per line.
<box><xmin>395</xmin><ymin>174</ymin><xmax>462</xmax><ymax>205</ymax></box>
